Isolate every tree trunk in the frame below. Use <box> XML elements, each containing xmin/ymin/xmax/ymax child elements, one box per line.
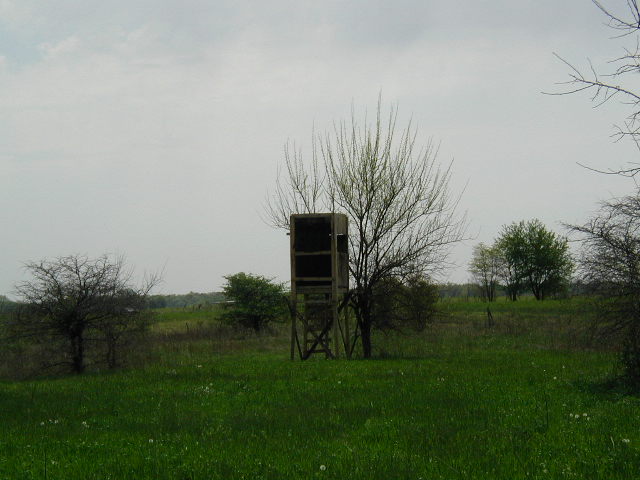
<box><xmin>354</xmin><ymin>291</ymin><xmax>374</xmax><ymax>358</ymax></box>
<box><xmin>252</xmin><ymin>316</ymin><xmax>261</xmax><ymax>333</ymax></box>
<box><xmin>71</xmin><ymin>331</ymin><xmax>85</xmax><ymax>374</ymax></box>
<box><xmin>106</xmin><ymin>333</ymin><xmax>117</xmax><ymax>369</ymax></box>
<box><xmin>532</xmin><ymin>285</ymin><xmax>542</xmax><ymax>300</ymax></box>
<box><xmin>361</xmin><ymin>320</ymin><xmax>373</xmax><ymax>358</ymax></box>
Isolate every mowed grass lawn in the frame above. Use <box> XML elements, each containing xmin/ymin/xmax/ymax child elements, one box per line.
<box><xmin>1</xmin><ymin>300</ymin><xmax>639</xmax><ymax>479</ymax></box>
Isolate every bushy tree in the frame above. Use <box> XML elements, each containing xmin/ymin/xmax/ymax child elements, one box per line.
<box><xmin>221</xmin><ymin>273</ymin><xmax>287</xmax><ymax>332</ymax></box>
<box><xmin>569</xmin><ymin>193</ymin><xmax>640</xmax><ymax>382</ymax></box>
<box><xmin>400</xmin><ymin>275</ymin><xmax>440</xmax><ymax>332</ymax></box>
<box><xmin>370</xmin><ymin>275</ymin><xmax>439</xmax><ymax>333</ymax></box>
<box><xmin>96</xmin><ymin>288</ymin><xmax>153</xmax><ymax>369</ymax></box>
<box><xmin>10</xmin><ymin>254</ymin><xmax>157</xmax><ymax>374</ymax></box>
<box><xmin>266</xmin><ymin>98</ymin><xmax>466</xmax><ymax>357</ymax></box>
<box><xmin>468</xmin><ymin>243</ymin><xmax>504</xmax><ymax>302</ymax></box>
<box><xmin>497</xmin><ymin>220</ymin><xmax>573</xmax><ymax>300</ymax></box>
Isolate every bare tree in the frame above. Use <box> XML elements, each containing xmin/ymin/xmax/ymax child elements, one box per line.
<box><xmin>551</xmin><ymin>0</ymin><xmax>640</xmax><ymax>176</ymax></box>
<box><xmin>95</xmin><ymin>287</ymin><xmax>155</xmax><ymax>369</ymax></box>
<box><xmin>468</xmin><ymin>243</ymin><xmax>504</xmax><ymax>302</ymax></box>
<box><xmin>10</xmin><ymin>254</ymin><xmax>159</xmax><ymax>374</ymax></box>
<box><xmin>266</xmin><ymin>98</ymin><xmax>466</xmax><ymax>358</ymax></box>
<box><xmin>568</xmin><ymin>193</ymin><xmax>640</xmax><ymax>382</ymax></box>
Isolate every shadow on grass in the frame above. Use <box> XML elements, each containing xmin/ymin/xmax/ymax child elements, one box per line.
<box><xmin>573</xmin><ymin>373</ymin><xmax>640</xmax><ymax>400</ymax></box>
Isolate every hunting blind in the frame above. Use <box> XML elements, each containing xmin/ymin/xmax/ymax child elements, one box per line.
<box><xmin>289</xmin><ymin>213</ymin><xmax>350</xmax><ymax>360</ymax></box>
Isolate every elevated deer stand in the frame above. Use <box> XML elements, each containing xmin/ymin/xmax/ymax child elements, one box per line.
<box><xmin>289</xmin><ymin>213</ymin><xmax>350</xmax><ymax>359</ymax></box>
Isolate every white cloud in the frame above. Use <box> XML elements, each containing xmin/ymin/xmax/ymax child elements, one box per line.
<box><xmin>0</xmin><ymin>0</ymin><xmax>637</xmax><ymax>294</ymax></box>
<box><xmin>38</xmin><ymin>36</ymin><xmax>82</xmax><ymax>60</ymax></box>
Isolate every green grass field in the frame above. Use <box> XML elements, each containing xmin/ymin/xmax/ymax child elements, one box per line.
<box><xmin>1</xmin><ymin>299</ymin><xmax>638</xmax><ymax>479</ymax></box>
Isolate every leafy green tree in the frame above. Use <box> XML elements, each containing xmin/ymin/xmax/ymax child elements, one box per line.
<box><xmin>497</xmin><ymin>220</ymin><xmax>573</xmax><ymax>300</ymax></box>
<box><xmin>221</xmin><ymin>273</ymin><xmax>287</xmax><ymax>332</ymax></box>
<box><xmin>496</xmin><ymin>222</ymin><xmax>528</xmax><ymax>301</ymax></box>
<box><xmin>468</xmin><ymin>243</ymin><xmax>504</xmax><ymax>302</ymax></box>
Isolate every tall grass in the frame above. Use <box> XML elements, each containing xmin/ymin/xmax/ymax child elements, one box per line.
<box><xmin>1</xmin><ymin>348</ymin><xmax>638</xmax><ymax>479</ymax></box>
<box><xmin>0</xmin><ymin>297</ymin><xmax>638</xmax><ymax>478</ymax></box>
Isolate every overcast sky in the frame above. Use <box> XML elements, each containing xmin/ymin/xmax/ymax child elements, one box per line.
<box><xmin>1</xmin><ymin>0</ymin><xmax>638</xmax><ymax>297</ymax></box>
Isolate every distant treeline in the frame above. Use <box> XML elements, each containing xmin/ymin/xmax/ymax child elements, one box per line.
<box><xmin>438</xmin><ymin>283</ymin><xmax>538</xmax><ymax>300</ymax></box>
<box><xmin>439</xmin><ymin>282</ymin><xmax>588</xmax><ymax>300</ymax></box>
<box><xmin>1</xmin><ymin>292</ymin><xmax>227</xmax><ymax>312</ymax></box>
<box><xmin>0</xmin><ymin>295</ymin><xmax>17</xmax><ymax>314</ymax></box>
<box><xmin>2</xmin><ymin>293</ymin><xmax>227</xmax><ymax>312</ymax></box>
<box><xmin>146</xmin><ymin>292</ymin><xmax>226</xmax><ymax>309</ymax></box>
<box><xmin>154</xmin><ymin>286</ymin><xmax>509</xmax><ymax>306</ymax></box>
<box><xmin>1</xmin><ymin>282</ymin><xmax>591</xmax><ymax>314</ymax></box>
